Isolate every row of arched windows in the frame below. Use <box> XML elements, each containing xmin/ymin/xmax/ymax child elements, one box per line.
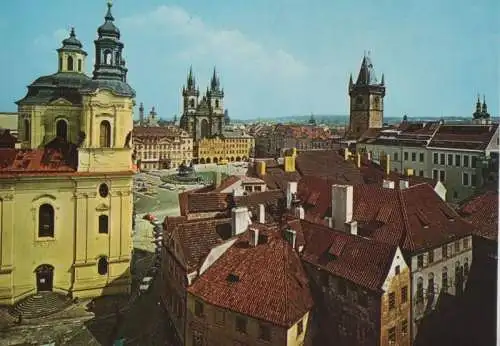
<box><xmin>58</xmin><ymin>56</ymin><xmax>83</xmax><ymax>72</ymax></box>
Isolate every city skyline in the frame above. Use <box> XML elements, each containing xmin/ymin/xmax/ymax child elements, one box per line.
<box><xmin>0</xmin><ymin>0</ymin><xmax>497</xmax><ymax>120</ymax></box>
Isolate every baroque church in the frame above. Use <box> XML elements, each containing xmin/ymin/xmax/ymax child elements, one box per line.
<box><xmin>0</xmin><ymin>3</ymin><xmax>135</xmax><ymax>304</ymax></box>
<box><xmin>348</xmin><ymin>53</ymin><xmax>386</xmax><ymax>139</ymax></box>
<box><xmin>179</xmin><ymin>67</ymin><xmax>225</xmax><ymax>141</ymax></box>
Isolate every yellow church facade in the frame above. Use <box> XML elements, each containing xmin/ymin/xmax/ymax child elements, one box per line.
<box><xmin>0</xmin><ymin>3</ymin><xmax>135</xmax><ymax>305</ymax></box>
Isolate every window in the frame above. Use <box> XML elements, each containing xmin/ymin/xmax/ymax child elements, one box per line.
<box><xmin>428</xmin><ymin>276</ymin><xmax>435</xmax><ymax>296</ymax></box>
<box><xmin>442</xmin><ymin>271</ymin><xmax>448</xmax><ymax>293</ymax></box>
<box><xmin>419</xmin><ymin>153</ymin><xmax>424</xmax><ymax>162</ymax></box>
<box><xmin>78</xmin><ymin>59</ymin><xmax>82</xmax><ymax>72</ymax></box>
<box><xmin>38</xmin><ymin>204</ymin><xmax>55</xmax><ymax>238</ymax></box>
<box><xmin>115</xmin><ymin>52</ymin><xmax>120</xmax><ymax>65</ymax></box>
<box><xmin>442</xmin><ymin>244</ymin><xmax>448</xmax><ymax>258</ymax></box>
<box><xmin>404</xmin><ymin>152</ymin><xmax>408</xmax><ymax>161</ymax></box>
<box><xmin>401</xmin><ymin>320</ymin><xmax>408</xmax><ymax>335</ymax></box>
<box><xmin>401</xmin><ymin>286</ymin><xmax>408</xmax><ymax>303</ymax></box>
<box><xmin>471</xmin><ymin>156</ymin><xmax>477</xmax><ymax>168</ymax></box>
<box><xmin>440</xmin><ymin>154</ymin><xmax>445</xmax><ymax>165</ymax></box>
<box><xmin>98</xmin><ymin>215</ymin><xmax>109</xmax><ymax>234</ymax></box>
<box><xmin>254</xmin><ymin>185</ymin><xmax>262</xmax><ymax>192</ymax></box>
<box><xmin>394</xmin><ymin>152</ymin><xmax>399</xmax><ymax>161</ymax></box>
<box><xmin>24</xmin><ymin>119</ymin><xmax>31</xmax><ymax>141</ymax></box>
<box><xmin>416</xmin><ymin>278</ymin><xmax>424</xmax><ymax>303</ymax></box>
<box><xmin>99</xmin><ymin>120</ymin><xmax>111</xmax><ymax>147</ymax></box>
<box><xmin>99</xmin><ymin>183</ymin><xmax>109</xmax><ymax>198</ymax></box>
<box><xmin>67</xmin><ymin>56</ymin><xmax>74</xmax><ymax>71</ymax></box>
<box><xmin>454</xmin><ymin>241</ymin><xmax>460</xmax><ymax>253</ymax></box>
<box><xmin>464</xmin><ymin>261</ymin><xmax>469</xmax><ymax>277</ymax></box>
<box><xmin>297</xmin><ymin>319</ymin><xmax>304</xmax><ymax>337</ymax></box>
<box><xmin>432</xmin><ymin>169</ymin><xmax>438</xmax><ymax>181</ymax></box>
<box><xmin>417</xmin><ymin>254</ymin><xmax>424</xmax><ymax>268</ymax></box>
<box><xmin>214</xmin><ymin>310</ymin><xmax>225</xmax><ymax>324</ymax></box>
<box><xmin>235</xmin><ymin>316</ymin><xmax>247</xmax><ymax>333</ymax></box>
<box><xmin>439</xmin><ymin>170</ymin><xmax>445</xmax><ymax>183</ymax></box>
<box><xmin>419</xmin><ymin>170</ymin><xmax>424</xmax><ymax>177</ymax></box>
<box><xmin>411</xmin><ymin>152</ymin><xmax>416</xmax><ymax>162</ymax></box>
<box><xmin>259</xmin><ymin>324</ymin><xmax>271</xmax><ymax>341</ymax></box>
<box><xmin>447</xmin><ymin>154</ymin><xmax>453</xmax><ymax>166</ymax></box>
<box><xmin>463</xmin><ymin>155</ymin><xmax>469</xmax><ymax>168</ymax></box>
<box><xmin>471</xmin><ymin>174</ymin><xmax>477</xmax><ymax>187</ymax></box>
<box><xmin>215</xmin><ymin>99</ymin><xmax>220</xmax><ymax>108</ymax></box>
<box><xmin>463</xmin><ymin>237</ymin><xmax>470</xmax><ymax>249</ymax></box>
<box><xmin>104</xmin><ymin>50</ymin><xmax>112</xmax><ymax>64</ymax></box>
<box><xmin>194</xmin><ymin>300</ymin><xmax>204</xmax><ymax>317</ymax></box>
<box><xmin>388</xmin><ymin>292</ymin><xmax>396</xmax><ymax>310</ymax></box>
<box><xmin>56</xmin><ymin>119</ymin><xmax>68</xmax><ymax>140</ymax></box>
<box><xmin>97</xmin><ymin>256</ymin><xmax>108</xmax><ymax>275</ymax></box>
<box><xmin>388</xmin><ymin>327</ymin><xmax>396</xmax><ymax>343</ymax></box>
<box><xmin>463</xmin><ymin>173</ymin><xmax>470</xmax><ymax>186</ymax></box>
<box><xmin>433</xmin><ymin>153</ymin><xmax>438</xmax><ymax>164</ymax></box>
<box><xmin>455</xmin><ymin>154</ymin><xmax>461</xmax><ymax>166</ymax></box>
<box><xmin>428</xmin><ymin>250</ymin><xmax>434</xmax><ymax>264</ymax></box>
<box><xmin>395</xmin><ymin>265</ymin><xmax>400</xmax><ymax>275</ymax></box>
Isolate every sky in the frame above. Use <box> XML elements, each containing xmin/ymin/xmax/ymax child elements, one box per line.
<box><xmin>0</xmin><ymin>0</ymin><xmax>498</xmax><ymax>120</ymax></box>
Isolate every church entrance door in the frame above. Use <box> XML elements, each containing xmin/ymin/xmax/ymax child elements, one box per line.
<box><xmin>35</xmin><ymin>264</ymin><xmax>54</xmax><ymax>292</ymax></box>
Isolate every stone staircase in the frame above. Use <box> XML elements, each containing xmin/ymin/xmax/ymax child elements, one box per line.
<box><xmin>9</xmin><ymin>292</ymin><xmax>72</xmax><ymax>319</ymax></box>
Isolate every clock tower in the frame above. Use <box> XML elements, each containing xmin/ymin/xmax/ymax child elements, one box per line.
<box><xmin>348</xmin><ymin>53</ymin><xmax>386</xmax><ymax>139</ymax></box>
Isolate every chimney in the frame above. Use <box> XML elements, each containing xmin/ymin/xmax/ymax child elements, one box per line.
<box><xmin>256</xmin><ymin>161</ymin><xmax>266</xmax><ymax>176</ymax></box>
<box><xmin>249</xmin><ymin>227</ymin><xmax>259</xmax><ymax>247</ymax></box>
<box><xmin>286</xmin><ymin>181</ymin><xmax>298</xmax><ymax>209</ymax></box>
<box><xmin>331</xmin><ymin>184</ymin><xmax>353</xmax><ymax>230</ymax></box>
<box><xmin>399</xmin><ymin>179</ymin><xmax>410</xmax><ymax>190</ymax></box>
<box><xmin>294</xmin><ymin>205</ymin><xmax>305</xmax><ymax>219</ymax></box>
<box><xmin>284</xmin><ymin>229</ymin><xmax>297</xmax><ymax>249</ymax></box>
<box><xmin>345</xmin><ymin>220</ymin><xmax>358</xmax><ymax>235</ymax></box>
<box><xmin>343</xmin><ymin>148</ymin><xmax>350</xmax><ymax>161</ymax></box>
<box><xmin>383</xmin><ymin>179</ymin><xmax>395</xmax><ymax>189</ymax></box>
<box><xmin>327</xmin><ymin>217</ymin><xmax>333</xmax><ymax>228</ymax></box>
<box><xmin>385</xmin><ymin>154</ymin><xmax>391</xmax><ymax>175</ymax></box>
<box><xmin>356</xmin><ymin>153</ymin><xmax>361</xmax><ymax>168</ymax></box>
<box><xmin>231</xmin><ymin>207</ymin><xmax>251</xmax><ymax>236</ymax></box>
<box><xmin>257</xmin><ymin>203</ymin><xmax>266</xmax><ymax>223</ymax></box>
<box><xmin>367</xmin><ymin>152</ymin><xmax>372</xmax><ymax>161</ymax></box>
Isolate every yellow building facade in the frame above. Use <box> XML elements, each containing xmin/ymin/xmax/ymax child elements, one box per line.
<box><xmin>197</xmin><ymin>130</ymin><xmax>254</xmax><ymax>164</ymax></box>
<box><xmin>0</xmin><ymin>3</ymin><xmax>135</xmax><ymax>304</ymax></box>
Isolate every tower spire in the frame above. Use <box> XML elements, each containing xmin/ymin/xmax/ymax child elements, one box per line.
<box><xmin>482</xmin><ymin>94</ymin><xmax>489</xmax><ymax>116</ymax></box>
<box><xmin>211</xmin><ymin>66</ymin><xmax>220</xmax><ymax>90</ymax></box>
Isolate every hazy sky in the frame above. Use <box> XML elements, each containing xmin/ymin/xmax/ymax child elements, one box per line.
<box><xmin>0</xmin><ymin>0</ymin><xmax>497</xmax><ymax>120</ymax></box>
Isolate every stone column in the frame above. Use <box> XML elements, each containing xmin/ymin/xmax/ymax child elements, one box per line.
<box><xmin>0</xmin><ymin>194</ymin><xmax>14</xmax><ymax>270</ymax></box>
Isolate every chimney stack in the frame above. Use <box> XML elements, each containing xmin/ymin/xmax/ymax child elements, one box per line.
<box><xmin>383</xmin><ymin>180</ymin><xmax>395</xmax><ymax>189</ymax></box>
<box><xmin>345</xmin><ymin>220</ymin><xmax>358</xmax><ymax>235</ymax></box>
<box><xmin>344</xmin><ymin>148</ymin><xmax>350</xmax><ymax>161</ymax></box>
<box><xmin>367</xmin><ymin>152</ymin><xmax>372</xmax><ymax>161</ymax></box>
<box><xmin>257</xmin><ymin>204</ymin><xmax>265</xmax><ymax>223</ymax></box>
<box><xmin>286</xmin><ymin>181</ymin><xmax>298</xmax><ymax>209</ymax></box>
<box><xmin>385</xmin><ymin>154</ymin><xmax>391</xmax><ymax>175</ymax></box>
<box><xmin>356</xmin><ymin>153</ymin><xmax>361</xmax><ymax>168</ymax></box>
<box><xmin>284</xmin><ymin>229</ymin><xmax>297</xmax><ymax>249</ymax></box>
<box><xmin>399</xmin><ymin>180</ymin><xmax>410</xmax><ymax>190</ymax></box>
<box><xmin>249</xmin><ymin>227</ymin><xmax>259</xmax><ymax>247</ymax></box>
<box><xmin>231</xmin><ymin>207</ymin><xmax>251</xmax><ymax>236</ymax></box>
<box><xmin>294</xmin><ymin>205</ymin><xmax>305</xmax><ymax>220</ymax></box>
<box><xmin>331</xmin><ymin>184</ymin><xmax>353</xmax><ymax>230</ymax></box>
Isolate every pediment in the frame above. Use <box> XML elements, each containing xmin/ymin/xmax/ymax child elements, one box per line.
<box><xmin>95</xmin><ymin>203</ymin><xmax>109</xmax><ymax>211</ymax></box>
<box><xmin>49</xmin><ymin>98</ymin><xmax>73</xmax><ymax>106</ymax></box>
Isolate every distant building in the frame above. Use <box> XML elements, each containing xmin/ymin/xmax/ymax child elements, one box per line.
<box><xmin>196</xmin><ymin>127</ymin><xmax>254</xmax><ymax>164</ymax></box>
<box><xmin>0</xmin><ymin>112</ymin><xmax>19</xmax><ymax>137</ymax></box>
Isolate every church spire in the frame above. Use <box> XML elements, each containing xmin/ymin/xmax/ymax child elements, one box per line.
<box><xmin>482</xmin><ymin>95</ymin><xmax>489</xmax><ymax>118</ymax></box>
<box><xmin>473</xmin><ymin>94</ymin><xmax>482</xmax><ymax>119</ymax></box>
<box><xmin>211</xmin><ymin>66</ymin><xmax>220</xmax><ymax>91</ymax></box>
<box><xmin>186</xmin><ymin>66</ymin><xmax>195</xmax><ymax>89</ymax></box>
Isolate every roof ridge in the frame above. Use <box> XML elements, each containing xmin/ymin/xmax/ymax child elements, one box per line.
<box><xmin>397</xmin><ymin>188</ymin><xmax>415</xmax><ymax>251</ymax></box>
<box><xmin>282</xmin><ymin>234</ymin><xmax>290</xmax><ymax>323</ymax></box>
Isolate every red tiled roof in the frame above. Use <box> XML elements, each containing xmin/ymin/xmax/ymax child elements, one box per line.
<box><xmin>187</xmin><ymin>192</ymin><xmax>232</xmax><ymax>213</ymax></box>
<box><xmin>300</xmin><ymin>220</ymin><xmax>397</xmax><ymax>292</ymax></box>
<box><xmin>212</xmin><ymin>175</ymin><xmax>241</xmax><ymax>192</ymax></box>
<box><xmin>298</xmin><ymin>180</ymin><xmax>474</xmax><ymax>253</ymax></box>
<box><xmin>164</xmin><ymin>216</ymin><xmax>232</xmax><ymax>271</ymax></box>
<box><xmin>0</xmin><ymin>130</ymin><xmax>17</xmax><ymax>148</ymax></box>
<box><xmin>295</xmin><ymin>150</ymin><xmax>364</xmax><ymax>183</ymax></box>
<box><xmin>187</xmin><ymin>229</ymin><xmax>314</xmax><ymax>327</ymax></box>
<box><xmin>428</xmin><ymin>124</ymin><xmax>498</xmax><ymax>150</ymax></box>
<box><xmin>0</xmin><ymin>146</ymin><xmax>76</xmax><ymax>175</ymax></box>
<box><xmin>234</xmin><ymin>190</ymin><xmax>285</xmax><ymax>222</ymax></box>
<box><xmin>458</xmin><ymin>190</ymin><xmax>499</xmax><ymax>241</ymax></box>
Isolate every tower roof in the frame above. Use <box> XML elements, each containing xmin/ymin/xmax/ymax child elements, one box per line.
<box><xmin>58</xmin><ymin>28</ymin><xmax>87</xmax><ymax>55</ymax></box>
<box><xmin>97</xmin><ymin>1</ymin><xmax>120</xmax><ymax>39</ymax></box>
<box><xmin>355</xmin><ymin>53</ymin><xmax>381</xmax><ymax>86</ymax></box>
<box><xmin>211</xmin><ymin>66</ymin><xmax>220</xmax><ymax>90</ymax></box>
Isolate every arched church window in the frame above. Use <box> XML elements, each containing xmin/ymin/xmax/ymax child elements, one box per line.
<box><xmin>190</xmin><ymin>99</ymin><xmax>195</xmax><ymax>108</ymax></box>
<box><xmin>104</xmin><ymin>50</ymin><xmax>112</xmax><ymax>65</ymax></box>
<box><xmin>215</xmin><ymin>99</ymin><xmax>219</xmax><ymax>108</ymax></box>
<box><xmin>78</xmin><ymin>59</ymin><xmax>82</xmax><ymax>72</ymax></box>
<box><xmin>97</xmin><ymin>256</ymin><xmax>108</xmax><ymax>275</ymax></box>
<box><xmin>99</xmin><ymin>120</ymin><xmax>111</xmax><ymax>148</ymax></box>
<box><xmin>56</xmin><ymin>119</ymin><xmax>68</xmax><ymax>141</ymax></box>
<box><xmin>59</xmin><ymin>57</ymin><xmax>63</xmax><ymax>71</ymax></box>
<box><xmin>115</xmin><ymin>52</ymin><xmax>120</xmax><ymax>65</ymax></box>
<box><xmin>38</xmin><ymin>204</ymin><xmax>55</xmax><ymax>238</ymax></box>
<box><xmin>67</xmin><ymin>56</ymin><xmax>74</xmax><ymax>71</ymax></box>
<box><xmin>24</xmin><ymin>119</ymin><xmax>30</xmax><ymax>141</ymax></box>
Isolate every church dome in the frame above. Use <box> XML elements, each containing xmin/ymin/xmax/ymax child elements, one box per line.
<box><xmin>97</xmin><ymin>2</ymin><xmax>120</xmax><ymax>39</ymax></box>
<box><xmin>61</xmin><ymin>28</ymin><xmax>82</xmax><ymax>49</ymax></box>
